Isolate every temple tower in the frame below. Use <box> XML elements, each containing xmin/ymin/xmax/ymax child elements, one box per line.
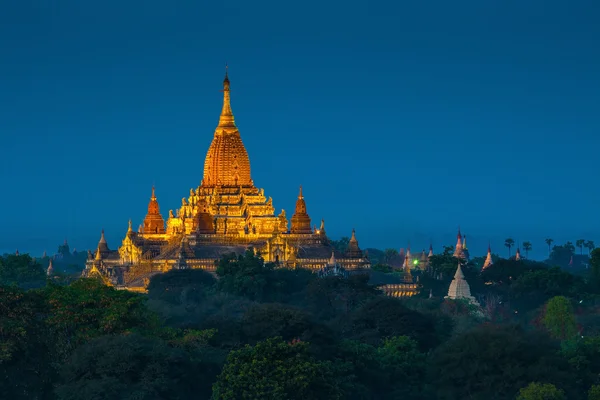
<box><xmin>47</xmin><ymin>259</ymin><xmax>54</xmax><ymax>276</ymax></box>
<box><xmin>290</xmin><ymin>186</ymin><xmax>312</xmax><ymax>234</ymax></box>
<box><xmin>345</xmin><ymin>229</ymin><xmax>363</xmax><ymax>258</ymax></box>
<box><xmin>453</xmin><ymin>227</ymin><xmax>465</xmax><ymax>259</ymax></box>
<box><xmin>482</xmin><ymin>243</ymin><xmax>493</xmax><ymax>270</ymax></box>
<box><xmin>402</xmin><ymin>254</ymin><xmax>413</xmax><ymax>283</ymax></box>
<box><xmin>143</xmin><ymin>187</ymin><xmax>165</xmax><ymax>234</ymax></box>
<box><xmin>202</xmin><ymin>67</ymin><xmax>253</xmax><ymax>187</ymax></box>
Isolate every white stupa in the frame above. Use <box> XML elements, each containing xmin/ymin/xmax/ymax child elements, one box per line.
<box><xmin>445</xmin><ymin>262</ymin><xmax>478</xmax><ymax>304</ymax></box>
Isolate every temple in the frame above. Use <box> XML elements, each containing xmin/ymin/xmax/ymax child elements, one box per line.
<box><xmin>84</xmin><ymin>70</ymin><xmax>370</xmax><ymax>289</ymax></box>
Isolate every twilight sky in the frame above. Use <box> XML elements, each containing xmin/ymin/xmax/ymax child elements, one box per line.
<box><xmin>1</xmin><ymin>0</ymin><xmax>599</xmax><ymax>259</ymax></box>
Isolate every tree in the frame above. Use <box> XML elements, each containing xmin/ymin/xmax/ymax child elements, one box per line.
<box><xmin>545</xmin><ymin>238</ymin><xmax>555</xmax><ymax>257</ymax></box>
<box><xmin>589</xmin><ymin>385</ymin><xmax>600</xmax><ymax>400</ymax></box>
<box><xmin>428</xmin><ymin>324</ymin><xmax>575</xmax><ymax>399</ymax></box>
<box><xmin>240</xmin><ymin>303</ymin><xmax>337</xmax><ymax>357</ymax></box>
<box><xmin>147</xmin><ymin>268</ymin><xmax>217</xmax><ymax>305</ymax></box>
<box><xmin>55</xmin><ymin>334</ymin><xmax>217</xmax><ymax>400</ymax></box>
<box><xmin>549</xmin><ymin>245</ymin><xmax>576</xmax><ymax>268</ymax></box>
<box><xmin>377</xmin><ymin>336</ymin><xmax>427</xmax><ymax>399</ymax></box>
<box><xmin>0</xmin><ymin>254</ymin><xmax>46</xmax><ymax>288</ymax></box>
<box><xmin>212</xmin><ymin>337</ymin><xmax>343</xmax><ymax>400</ymax></box>
<box><xmin>215</xmin><ymin>250</ymin><xmax>274</xmax><ymax>301</ymax></box>
<box><xmin>542</xmin><ymin>296</ymin><xmax>577</xmax><ymax>340</ymax></box>
<box><xmin>585</xmin><ymin>241</ymin><xmax>596</xmax><ymax>256</ymax></box>
<box><xmin>344</xmin><ymin>296</ymin><xmax>439</xmax><ymax>351</ymax></box>
<box><xmin>517</xmin><ymin>382</ymin><xmax>565</xmax><ymax>400</ymax></box>
<box><xmin>564</xmin><ymin>241</ymin><xmax>576</xmax><ymax>254</ymax></box>
<box><xmin>590</xmin><ymin>248</ymin><xmax>600</xmax><ymax>287</ymax></box>
<box><xmin>383</xmin><ymin>248</ymin><xmax>399</xmax><ymax>264</ymax></box>
<box><xmin>505</xmin><ymin>238</ymin><xmax>515</xmax><ymax>257</ymax></box>
<box><xmin>0</xmin><ymin>286</ymin><xmax>54</xmax><ymax>399</ymax></box>
<box><xmin>523</xmin><ymin>241</ymin><xmax>533</xmax><ymax>259</ymax></box>
<box><xmin>43</xmin><ymin>278</ymin><xmax>156</xmax><ymax>361</ymax></box>
<box><xmin>577</xmin><ymin>240</ymin><xmax>586</xmax><ymax>256</ymax></box>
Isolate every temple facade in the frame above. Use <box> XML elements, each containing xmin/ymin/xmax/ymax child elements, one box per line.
<box><xmin>84</xmin><ymin>70</ymin><xmax>369</xmax><ymax>289</ymax></box>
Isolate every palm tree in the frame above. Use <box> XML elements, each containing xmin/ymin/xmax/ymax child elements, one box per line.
<box><xmin>545</xmin><ymin>238</ymin><xmax>554</xmax><ymax>257</ymax></box>
<box><xmin>585</xmin><ymin>241</ymin><xmax>596</xmax><ymax>255</ymax></box>
<box><xmin>522</xmin><ymin>241</ymin><xmax>532</xmax><ymax>259</ymax></box>
<box><xmin>576</xmin><ymin>239</ymin><xmax>586</xmax><ymax>255</ymax></box>
<box><xmin>504</xmin><ymin>238</ymin><xmax>515</xmax><ymax>258</ymax></box>
<box><xmin>565</xmin><ymin>241</ymin><xmax>576</xmax><ymax>254</ymax></box>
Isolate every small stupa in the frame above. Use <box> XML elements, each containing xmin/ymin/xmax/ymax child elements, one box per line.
<box><xmin>445</xmin><ymin>262</ymin><xmax>479</xmax><ymax>305</ymax></box>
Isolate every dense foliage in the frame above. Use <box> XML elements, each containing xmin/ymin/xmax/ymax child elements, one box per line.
<box><xmin>4</xmin><ymin>247</ymin><xmax>600</xmax><ymax>399</ymax></box>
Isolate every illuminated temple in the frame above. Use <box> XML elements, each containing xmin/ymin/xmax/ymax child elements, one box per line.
<box><xmin>84</xmin><ymin>70</ymin><xmax>370</xmax><ymax>289</ymax></box>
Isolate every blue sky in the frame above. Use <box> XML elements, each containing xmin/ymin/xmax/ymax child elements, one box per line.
<box><xmin>1</xmin><ymin>0</ymin><xmax>599</xmax><ymax>259</ymax></box>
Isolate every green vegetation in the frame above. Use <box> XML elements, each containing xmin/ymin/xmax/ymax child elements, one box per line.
<box><xmin>4</xmin><ymin>244</ymin><xmax>600</xmax><ymax>399</ymax></box>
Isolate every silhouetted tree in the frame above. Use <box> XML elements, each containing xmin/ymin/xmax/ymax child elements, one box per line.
<box><xmin>585</xmin><ymin>241</ymin><xmax>596</xmax><ymax>256</ymax></box>
<box><xmin>546</xmin><ymin>238</ymin><xmax>555</xmax><ymax>257</ymax></box>
<box><xmin>505</xmin><ymin>238</ymin><xmax>515</xmax><ymax>257</ymax></box>
<box><xmin>577</xmin><ymin>240</ymin><xmax>586</xmax><ymax>256</ymax></box>
<box><xmin>523</xmin><ymin>241</ymin><xmax>532</xmax><ymax>259</ymax></box>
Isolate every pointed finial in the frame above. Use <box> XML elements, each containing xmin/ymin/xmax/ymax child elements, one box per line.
<box><xmin>100</xmin><ymin>229</ymin><xmax>106</xmax><ymax>243</ymax></box>
<box><xmin>351</xmin><ymin>228</ymin><xmax>356</xmax><ymax>240</ymax></box>
<box><xmin>298</xmin><ymin>185</ymin><xmax>303</xmax><ymax>199</ymax></box>
<box><xmin>128</xmin><ymin>219</ymin><xmax>133</xmax><ymax>232</ymax></box>
<box><xmin>488</xmin><ymin>241</ymin><xmax>491</xmax><ymax>253</ymax></box>
<box><xmin>218</xmin><ymin>65</ymin><xmax>235</xmax><ymax>129</ymax></box>
<box><xmin>151</xmin><ymin>186</ymin><xmax>156</xmax><ymax>200</ymax></box>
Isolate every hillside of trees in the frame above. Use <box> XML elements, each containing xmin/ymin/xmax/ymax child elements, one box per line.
<box><xmin>3</xmin><ymin>246</ymin><xmax>600</xmax><ymax>399</ymax></box>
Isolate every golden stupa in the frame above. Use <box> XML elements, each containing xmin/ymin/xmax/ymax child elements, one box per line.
<box><xmin>84</xmin><ymin>69</ymin><xmax>370</xmax><ymax>289</ymax></box>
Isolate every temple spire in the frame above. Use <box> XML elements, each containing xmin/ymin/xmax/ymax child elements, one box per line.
<box><xmin>453</xmin><ymin>227</ymin><xmax>465</xmax><ymax>259</ymax></box>
<box><xmin>483</xmin><ymin>242</ymin><xmax>493</xmax><ymax>270</ymax></box>
<box><xmin>218</xmin><ymin>64</ymin><xmax>236</xmax><ymax>129</ymax></box>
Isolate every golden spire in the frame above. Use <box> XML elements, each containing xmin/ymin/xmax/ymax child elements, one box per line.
<box><xmin>127</xmin><ymin>219</ymin><xmax>133</xmax><ymax>233</ymax></box>
<box><xmin>218</xmin><ymin>64</ymin><xmax>236</xmax><ymax>129</ymax></box>
<box><xmin>298</xmin><ymin>185</ymin><xmax>304</xmax><ymax>199</ymax></box>
<box><xmin>151</xmin><ymin>186</ymin><xmax>156</xmax><ymax>201</ymax></box>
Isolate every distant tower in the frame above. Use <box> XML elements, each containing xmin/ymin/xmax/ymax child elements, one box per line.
<box><xmin>345</xmin><ymin>229</ymin><xmax>363</xmax><ymax>258</ymax></box>
<box><xmin>95</xmin><ymin>229</ymin><xmax>110</xmax><ymax>260</ymax></box>
<box><xmin>143</xmin><ymin>186</ymin><xmax>166</xmax><ymax>234</ymax></box>
<box><xmin>515</xmin><ymin>246</ymin><xmax>521</xmax><ymax>261</ymax></box>
<box><xmin>318</xmin><ymin>219</ymin><xmax>326</xmax><ymax>236</ymax></box>
<box><xmin>428</xmin><ymin>243</ymin><xmax>434</xmax><ymax>258</ymax></box>
<box><xmin>47</xmin><ymin>259</ymin><xmax>54</xmax><ymax>276</ymax></box>
<box><xmin>482</xmin><ymin>243</ymin><xmax>493</xmax><ymax>270</ymax></box>
<box><xmin>569</xmin><ymin>255</ymin><xmax>574</xmax><ymax>268</ymax></box>
<box><xmin>402</xmin><ymin>254</ymin><xmax>413</xmax><ymax>283</ymax></box>
<box><xmin>290</xmin><ymin>186</ymin><xmax>312</xmax><ymax>234</ymax></box>
<box><xmin>453</xmin><ymin>227</ymin><xmax>465</xmax><ymax>259</ymax></box>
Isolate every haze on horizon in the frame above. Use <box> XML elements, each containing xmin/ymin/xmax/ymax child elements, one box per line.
<box><xmin>1</xmin><ymin>0</ymin><xmax>599</xmax><ymax>260</ymax></box>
